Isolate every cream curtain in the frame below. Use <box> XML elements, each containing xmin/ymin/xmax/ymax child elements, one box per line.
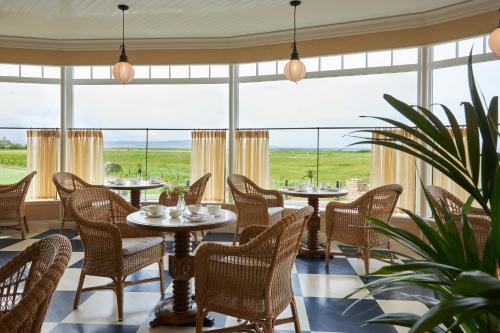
<box><xmin>66</xmin><ymin>130</ymin><xmax>104</xmax><ymax>184</ymax></box>
<box><xmin>432</xmin><ymin>128</ymin><xmax>470</xmax><ymax>202</ymax></box>
<box><xmin>371</xmin><ymin>130</ymin><xmax>416</xmax><ymax>212</ymax></box>
<box><xmin>234</xmin><ymin>130</ymin><xmax>270</xmax><ymax>188</ymax></box>
<box><xmin>191</xmin><ymin>130</ymin><xmax>226</xmax><ymax>202</ymax></box>
<box><xmin>27</xmin><ymin>129</ymin><xmax>60</xmax><ymax>199</ymax></box>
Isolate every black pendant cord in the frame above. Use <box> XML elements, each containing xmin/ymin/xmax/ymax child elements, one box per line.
<box><xmin>293</xmin><ymin>4</ymin><xmax>297</xmax><ymax>47</ymax></box>
<box><xmin>289</xmin><ymin>1</ymin><xmax>300</xmax><ymax>60</ymax></box>
<box><xmin>122</xmin><ymin>8</ymin><xmax>125</xmax><ymax>49</ymax></box>
<box><xmin>118</xmin><ymin>5</ymin><xmax>128</xmax><ymax>62</ymax></box>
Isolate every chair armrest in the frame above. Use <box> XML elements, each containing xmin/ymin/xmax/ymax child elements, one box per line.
<box><xmin>0</xmin><ymin>183</ymin><xmax>21</xmax><ymax>194</ymax></box>
<box><xmin>260</xmin><ymin>189</ymin><xmax>284</xmax><ymax>207</ymax></box>
<box><xmin>239</xmin><ymin>225</ymin><xmax>269</xmax><ymax>245</ymax></box>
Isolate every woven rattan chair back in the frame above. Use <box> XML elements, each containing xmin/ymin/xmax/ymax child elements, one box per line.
<box><xmin>53</xmin><ymin>172</ymin><xmax>99</xmax><ymax>222</ymax></box>
<box><xmin>0</xmin><ymin>234</ymin><xmax>71</xmax><ymax>333</ymax></box>
<box><xmin>159</xmin><ymin>173</ymin><xmax>211</xmax><ymax>206</ymax></box>
<box><xmin>0</xmin><ymin>171</ymin><xmax>36</xmax><ymax>220</ymax></box>
<box><xmin>426</xmin><ymin>185</ymin><xmax>490</xmax><ymax>256</ymax></box>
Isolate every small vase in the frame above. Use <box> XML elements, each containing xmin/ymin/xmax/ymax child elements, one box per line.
<box><xmin>307</xmin><ymin>178</ymin><xmax>313</xmax><ymax>187</ymax></box>
<box><xmin>176</xmin><ymin>194</ymin><xmax>186</xmax><ymax>213</ymax></box>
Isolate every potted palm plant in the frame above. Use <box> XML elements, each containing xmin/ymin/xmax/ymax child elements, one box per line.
<box><xmin>348</xmin><ymin>54</ymin><xmax>500</xmax><ymax>332</ymax></box>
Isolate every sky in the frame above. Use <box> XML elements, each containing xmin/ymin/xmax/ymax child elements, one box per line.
<box><xmin>0</xmin><ymin>59</ymin><xmax>499</xmax><ymax>149</ymax></box>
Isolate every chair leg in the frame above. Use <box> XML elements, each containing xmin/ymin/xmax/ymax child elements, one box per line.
<box><xmin>232</xmin><ymin>223</ymin><xmax>240</xmax><ymax>245</ymax></box>
<box><xmin>264</xmin><ymin>319</ymin><xmax>274</xmax><ymax>333</ymax></box>
<box><xmin>18</xmin><ymin>218</ymin><xmax>26</xmax><ymax>240</ymax></box>
<box><xmin>115</xmin><ymin>277</ymin><xmax>124</xmax><ymax>321</ymax></box>
<box><xmin>387</xmin><ymin>241</ymin><xmax>395</xmax><ymax>262</ymax></box>
<box><xmin>59</xmin><ymin>218</ymin><xmax>65</xmax><ymax>234</ymax></box>
<box><xmin>324</xmin><ymin>240</ymin><xmax>331</xmax><ymax>267</ymax></box>
<box><xmin>192</xmin><ymin>231</ymin><xmax>198</xmax><ymax>242</ymax></box>
<box><xmin>74</xmin><ymin>273</ymin><xmax>86</xmax><ymax>309</ymax></box>
<box><xmin>362</xmin><ymin>248</ymin><xmax>370</xmax><ymax>277</ymax></box>
<box><xmin>195</xmin><ymin>307</ymin><xmax>204</xmax><ymax>333</ymax></box>
<box><xmin>290</xmin><ymin>298</ymin><xmax>301</xmax><ymax>333</ymax></box>
<box><xmin>159</xmin><ymin>259</ymin><xmax>165</xmax><ymax>295</ymax></box>
<box><xmin>23</xmin><ymin>216</ymin><xmax>29</xmax><ymax>233</ymax></box>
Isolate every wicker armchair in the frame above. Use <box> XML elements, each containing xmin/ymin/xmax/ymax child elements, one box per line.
<box><xmin>195</xmin><ymin>205</ymin><xmax>313</xmax><ymax>333</ymax></box>
<box><xmin>0</xmin><ymin>234</ymin><xmax>71</xmax><ymax>333</ymax></box>
<box><xmin>0</xmin><ymin>171</ymin><xmax>36</xmax><ymax>239</ymax></box>
<box><xmin>426</xmin><ymin>185</ymin><xmax>490</xmax><ymax>257</ymax></box>
<box><xmin>227</xmin><ymin>174</ymin><xmax>284</xmax><ymax>244</ymax></box>
<box><xmin>53</xmin><ymin>172</ymin><xmax>105</xmax><ymax>233</ymax></box>
<box><xmin>68</xmin><ymin>187</ymin><xmax>166</xmax><ymax>321</ymax></box>
<box><xmin>159</xmin><ymin>173</ymin><xmax>211</xmax><ymax>241</ymax></box>
<box><xmin>325</xmin><ymin>184</ymin><xmax>402</xmax><ymax>276</ymax></box>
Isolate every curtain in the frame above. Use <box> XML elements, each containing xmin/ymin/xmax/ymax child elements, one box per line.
<box><xmin>66</xmin><ymin>130</ymin><xmax>104</xmax><ymax>184</ymax></box>
<box><xmin>432</xmin><ymin>128</ymin><xmax>470</xmax><ymax>202</ymax></box>
<box><xmin>191</xmin><ymin>130</ymin><xmax>226</xmax><ymax>202</ymax></box>
<box><xmin>371</xmin><ymin>129</ymin><xmax>416</xmax><ymax>212</ymax></box>
<box><xmin>234</xmin><ymin>130</ymin><xmax>270</xmax><ymax>188</ymax></box>
<box><xmin>27</xmin><ymin>129</ymin><xmax>60</xmax><ymax>199</ymax></box>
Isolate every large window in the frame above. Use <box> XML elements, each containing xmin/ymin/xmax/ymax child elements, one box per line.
<box><xmin>0</xmin><ymin>82</ymin><xmax>60</xmax><ymax>183</ymax></box>
<box><xmin>239</xmin><ymin>72</ymin><xmax>418</xmax><ymax>192</ymax></box>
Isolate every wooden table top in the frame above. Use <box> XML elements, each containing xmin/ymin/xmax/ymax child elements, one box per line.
<box><xmin>281</xmin><ymin>188</ymin><xmax>348</xmax><ymax>199</ymax></box>
<box><xmin>126</xmin><ymin>207</ymin><xmax>237</xmax><ymax>232</ymax></box>
<box><xmin>106</xmin><ymin>180</ymin><xmax>165</xmax><ymax>191</ymax></box>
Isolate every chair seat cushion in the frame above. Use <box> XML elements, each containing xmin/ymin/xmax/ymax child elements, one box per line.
<box><xmin>122</xmin><ymin>237</ymin><xmax>163</xmax><ymax>256</ymax></box>
<box><xmin>267</xmin><ymin>207</ymin><xmax>284</xmax><ymax>217</ymax></box>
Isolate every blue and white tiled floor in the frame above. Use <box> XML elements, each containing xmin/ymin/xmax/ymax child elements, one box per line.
<box><xmin>0</xmin><ymin>222</ymin><xmax>430</xmax><ymax>333</ymax></box>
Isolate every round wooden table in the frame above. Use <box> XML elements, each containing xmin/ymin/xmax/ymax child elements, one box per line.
<box><xmin>281</xmin><ymin>188</ymin><xmax>348</xmax><ymax>257</ymax></box>
<box><xmin>126</xmin><ymin>208</ymin><xmax>237</xmax><ymax>327</ymax></box>
<box><xmin>106</xmin><ymin>180</ymin><xmax>164</xmax><ymax>208</ymax></box>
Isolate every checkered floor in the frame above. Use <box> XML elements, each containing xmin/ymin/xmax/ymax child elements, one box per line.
<box><xmin>0</xmin><ymin>222</ymin><xmax>430</xmax><ymax>333</ymax></box>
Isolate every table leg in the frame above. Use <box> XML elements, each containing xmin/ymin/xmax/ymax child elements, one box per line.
<box><xmin>299</xmin><ymin>197</ymin><xmax>326</xmax><ymax>257</ymax></box>
<box><xmin>130</xmin><ymin>189</ymin><xmax>141</xmax><ymax>209</ymax></box>
<box><xmin>150</xmin><ymin>232</ymin><xmax>214</xmax><ymax>327</ymax></box>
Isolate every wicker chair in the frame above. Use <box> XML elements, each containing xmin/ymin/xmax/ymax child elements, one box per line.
<box><xmin>68</xmin><ymin>187</ymin><xmax>166</xmax><ymax>321</ymax></box>
<box><xmin>426</xmin><ymin>185</ymin><xmax>490</xmax><ymax>257</ymax></box>
<box><xmin>159</xmin><ymin>173</ymin><xmax>211</xmax><ymax>241</ymax></box>
<box><xmin>53</xmin><ymin>172</ymin><xmax>105</xmax><ymax>233</ymax></box>
<box><xmin>227</xmin><ymin>174</ymin><xmax>284</xmax><ymax>244</ymax></box>
<box><xmin>0</xmin><ymin>171</ymin><xmax>36</xmax><ymax>239</ymax></box>
<box><xmin>195</xmin><ymin>205</ymin><xmax>313</xmax><ymax>333</ymax></box>
<box><xmin>0</xmin><ymin>234</ymin><xmax>71</xmax><ymax>333</ymax></box>
<box><xmin>324</xmin><ymin>184</ymin><xmax>402</xmax><ymax>276</ymax></box>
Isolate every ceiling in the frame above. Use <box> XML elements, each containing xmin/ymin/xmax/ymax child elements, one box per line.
<box><xmin>0</xmin><ymin>0</ymin><xmax>496</xmax><ymax>42</ymax></box>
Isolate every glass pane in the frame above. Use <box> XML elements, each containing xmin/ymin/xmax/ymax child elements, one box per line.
<box><xmin>238</xmin><ymin>63</ymin><xmax>257</xmax><ymax>77</ymax></box>
<box><xmin>133</xmin><ymin>65</ymin><xmax>150</xmax><ymax>79</ymax></box>
<box><xmin>190</xmin><ymin>65</ymin><xmax>209</xmax><ymax>78</ymax></box>
<box><xmin>73</xmin><ymin>66</ymin><xmax>91</xmax><ymax>79</ymax></box>
<box><xmin>277</xmin><ymin>60</ymin><xmax>289</xmax><ymax>75</ymax></box>
<box><xmin>210</xmin><ymin>65</ymin><xmax>229</xmax><ymax>78</ymax></box>
<box><xmin>320</xmin><ymin>56</ymin><xmax>341</xmax><ymax>71</ymax></box>
<box><xmin>0</xmin><ymin>129</ymin><xmax>28</xmax><ymax>184</ymax></box>
<box><xmin>268</xmin><ymin>129</ymin><xmax>317</xmax><ymax>193</ymax></box>
<box><xmin>458</xmin><ymin>36</ymin><xmax>484</xmax><ymax>57</ymax></box>
<box><xmin>92</xmin><ymin>66</ymin><xmax>111</xmax><ymax>79</ymax></box>
<box><xmin>170</xmin><ymin>65</ymin><xmax>190</xmax><ymax>78</ymax></box>
<box><xmin>392</xmin><ymin>48</ymin><xmax>418</xmax><ymax>65</ymax></box>
<box><xmin>301</xmin><ymin>57</ymin><xmax>319</xmax><ymax>72</ymax></box>
<box><xmin>150</xmin><ymin>66</ymin><xmax>170</xmax><ymax>78</ymax></box>
<box><xmin>0</xmin><ymin>64</ymin><xmax>19</xmax><ymax>77</ymax></box>
<box><xmin>43</xmin><ymin>66</ymin><xmax>60</xmax><ymax>79</ymax></box>
<box><xmin>21</xmin><ymin>65</ymin><xmax>42</xmax><ymax>78</ymax></box>
<box><xmin>343</xmin><ymin>53</ymin><xmax>366</xmax><ymax>69</ymax></box>
<box><xmin>433</xmin><ymin>42</ymin><xmax>456</xmax><ymax>61</ymax></box>
<box><xmin>367</xmin><ymin>51</ymin><xmax>391</xmax><ymax>67</ymax></box>
<box><xmin>74</xmin><ymin>84</ymin><xmax>228</xmax><ymax>128</ymax></box>
<box><xmin>258</xmin><ymin>61</ymin><xmax>276</xmax><ymax>75</ymax></box>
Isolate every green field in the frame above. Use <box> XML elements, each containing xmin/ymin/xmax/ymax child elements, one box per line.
<box><xmin>0</xmin><ymin>148</ymin><xmax>371</xmax><ymax>189</ymax></box>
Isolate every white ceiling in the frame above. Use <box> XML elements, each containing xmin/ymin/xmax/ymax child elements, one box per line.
<box><xmin>0</xmin><ymin>0</ymin><xmax>495</xmax><ymax>41</ymax></box>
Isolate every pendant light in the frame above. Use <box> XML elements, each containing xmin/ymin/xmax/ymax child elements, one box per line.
<box><xmin>112</xmin><ymin>4</ymin><xmax>135</xmax><ymax>84</ymax></box>
<box><xmin>488</xmin><ymin>8</ymin><xmax>500</xmax><ymax>56</ymax></box>
<box><xmin>284</xmin><ymin>0</ymin><xmax>306</xmax><ymax>83</ymax></box>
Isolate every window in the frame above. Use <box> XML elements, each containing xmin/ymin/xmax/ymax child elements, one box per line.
<box><xmin>0</xmin><ymin>82</ymin><xmax>60</xmax><ymax>183</ymax></box>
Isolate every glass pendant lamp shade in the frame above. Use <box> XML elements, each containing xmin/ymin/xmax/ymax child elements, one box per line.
<box><xmin>112</xmin><ymin>4</ymin><xmax>134</xmax><ymax>84</ymax></box>
<box><xmin>489</xmin><ymin>27</ymin><xmax>500</xmax><ymax>55</ymax></box>
<box><xmin>284</xmin><ymin>58</ymin><xmax>306</xmax><ymax>82</ymax></box>
<box><xmin>113</xmin><ymin>60</ymin><xmax>134</xmax><ymax>84</ymax></box>
<box><xmin>284</xmin><ymin>1</ymin><xmax>306</xmax><ymax>83</ymax></box>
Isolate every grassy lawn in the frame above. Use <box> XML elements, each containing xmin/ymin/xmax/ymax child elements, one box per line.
<box><xmin>0</xmin><ymin>148</ymin><xmax>371</xmax><ymax>190</ymax></box>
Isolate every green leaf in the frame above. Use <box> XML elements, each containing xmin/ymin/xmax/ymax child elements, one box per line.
<box><xmin>463</xmin><ymin>102</ymin><xmax>480</xmax><ymax>186</ymax></box>
<box><xmin>365</xmin><ymin>313</ymin><xmax>446</xmax><ymax>333</ymax></box>
<box><xmin>436</xmin><ymin>103</ymin><xmax>467</xmax><ymax>166</ymax></box>
<box><xmin>451</xmin><ymin>271</ymin><xmax>500</xmax><ymax>296</ymax></box>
